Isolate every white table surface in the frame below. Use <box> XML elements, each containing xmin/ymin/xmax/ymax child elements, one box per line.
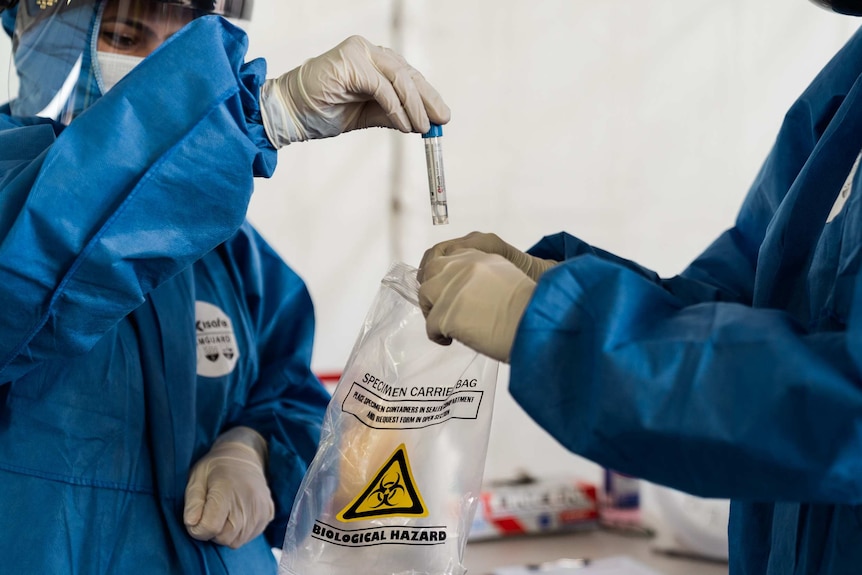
<box><xmin>464</xmin><ymin>530</ymin><xmax>729</xmax><ymax>575</ymax></box>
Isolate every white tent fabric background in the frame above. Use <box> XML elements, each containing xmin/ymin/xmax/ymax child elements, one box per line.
<box><xmin>0</xmin><ymin>0</ymin><xmax>857</xmax><ymax>491</ymax></box>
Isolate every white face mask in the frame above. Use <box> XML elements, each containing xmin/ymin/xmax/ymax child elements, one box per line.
<box><xmin>96</xmin><ymin>51</ymin><xmax>145</xmax><ymax>94</ymax></box>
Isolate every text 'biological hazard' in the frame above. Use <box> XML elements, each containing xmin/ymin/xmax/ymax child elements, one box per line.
<box><xmin>337</xmin><ymin>444</ymin><xmax>427</xmax><ymax>522</ymax></box>
<box><xmin>311</xmin><ymin>521</ymin><xmax>447</xmax><ymax>548</ymax></box>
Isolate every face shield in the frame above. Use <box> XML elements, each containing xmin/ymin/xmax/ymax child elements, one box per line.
<box><xmin>809</xmin><ymin>0</ymin><xmax>862</xmax><ymax>15</ymax></box>
<box><xmin>6</xmin><ymin>0</ymin><xmax>252</xmax><ymax>123</ymax></box>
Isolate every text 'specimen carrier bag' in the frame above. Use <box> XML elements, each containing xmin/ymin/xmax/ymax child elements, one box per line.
<box><xmin>279</xmin><ymin>263</ymin><xmax>499</xmax><ymax>575</ymax></box>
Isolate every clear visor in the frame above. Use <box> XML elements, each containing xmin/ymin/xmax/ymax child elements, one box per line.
<box><xmin>15</xmin><ymin>0</ymin><xmax>248</xmax><ymax>32</ymax></box>
<box><xmin>8</xmin><ymin>0</ymin><xmax>249</xmax><ymax>122</ymax></box>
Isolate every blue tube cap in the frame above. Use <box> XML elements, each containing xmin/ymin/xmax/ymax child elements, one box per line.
<box><xmin>422</xmin><ymin>123</ymin><xmax>444</xmax><ymax>138</ymax></box>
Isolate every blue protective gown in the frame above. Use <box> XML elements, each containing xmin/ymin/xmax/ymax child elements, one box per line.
<box><xmin>510</xmin><ymin>26</ymin><xmax>862</xmax><ymax>575</ymax></box>
<box><xmin>0</xmin><ymin>16</ymin><xmax>329</xmax><ymax>575</ymax></box>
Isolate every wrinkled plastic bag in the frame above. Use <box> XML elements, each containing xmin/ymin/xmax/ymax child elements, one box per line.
<box><xmin>279</xmin><ymin>263</ymin><xmax>500</xmax><ymax>575</ymax></box>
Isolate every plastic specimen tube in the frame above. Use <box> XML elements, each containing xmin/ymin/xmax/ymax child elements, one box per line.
<box><xmin>423</xmin><ymin>123</ymin><xmax>448</xmax><ymax>225</ymax></box>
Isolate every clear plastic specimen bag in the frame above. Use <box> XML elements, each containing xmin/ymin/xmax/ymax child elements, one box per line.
<box><xmin>280</xmin><ymin>263</ymin><xmax>499</xmax><ymax>575</ymax></box>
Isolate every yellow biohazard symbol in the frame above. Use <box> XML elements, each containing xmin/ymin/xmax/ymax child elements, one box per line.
<box><xmin>336</xmin><ymin>444</ymin><xmax>427</xmax><ymax>522</ymax></box>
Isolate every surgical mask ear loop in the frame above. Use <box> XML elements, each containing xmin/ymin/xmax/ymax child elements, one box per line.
<box><xmin>90</xmin><ymin>0</ymin><xmax>109</xmax><ymax>95</ymax></box>
<box><xmin>3</xmin><ymin>49</ymin><xmax>13</xmax><ymax>105</ymax></box>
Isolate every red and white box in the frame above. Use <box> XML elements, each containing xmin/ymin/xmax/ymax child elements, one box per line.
<box><xmin>468</xmin><ymin>477</ymin><xmax>599</xmax><ymax>541</ymax></box>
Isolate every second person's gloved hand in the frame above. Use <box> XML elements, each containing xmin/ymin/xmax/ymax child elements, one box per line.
<box><xmin>184</xmin><ymin>426</ymin><xmax>274</xmax><ymax>549</ymax></box>
<box><xmin>418</xmin><ymin>248</ymin><xmax>536</xmax><ymax>363</ymax></box>
<box><xmin>260</xmin><ymin>35</ymin><xmax>451</xmax><ymax>147</ymax></box>
<box><xmin>419</xmin><ymin>231</ymin><xmax>557</xmax><ymax>283</ymax></box>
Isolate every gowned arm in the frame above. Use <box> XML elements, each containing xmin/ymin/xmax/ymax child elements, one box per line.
<box><xmin>510</xmin><ymin>255</ymin><xmax>862</xmax><ymax>503</ymax></box>
<box><xmin>529</xmin><ymin>229</ymin><xmax>758</xmax><ymax>308</ymax></box>
<box><xmin>0</xmin><ymin>17</ymin><xmax>276</xmax><ymax>383</ymax></box>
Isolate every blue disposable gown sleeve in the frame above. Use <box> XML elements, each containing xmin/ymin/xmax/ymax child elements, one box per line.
<box><xmin>510</xmin><ymin>29</ymin><xmax>862</xmax><ymax>504</ymax></box>
<box><xmin>527</xmin><ymin>229</ymin><xmax>756</xmax><ymax>307</ymax></box>
<box><xmin>512</xmin><ymin>244</ymin><xmax>862</xmax><ymax>504</ymax></box>
<box><xmin>0</xmin><ymin>16</ymin><xmax>277</xmax><ymax>383</ymax></box>
<box><xmin>220</xmin><ymin>225</ymin><xmax>330</xmax><ymax>547</ymax></box>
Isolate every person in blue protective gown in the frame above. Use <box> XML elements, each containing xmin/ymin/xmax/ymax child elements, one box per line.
<box><xmin>0</xmin><ymin>0</ymin><xmax>450</xmax><ymax>573</ymax></box>
<box><xmin>417</xmin><ymin>1</ymin><xmax>862</xmax><ymax>574</ymax></box>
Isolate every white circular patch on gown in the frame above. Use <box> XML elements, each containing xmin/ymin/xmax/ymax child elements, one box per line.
<box><xmin>195</xmin><ymin>301</ymin><xmax>240</xmax><ymax>377</ymax></box>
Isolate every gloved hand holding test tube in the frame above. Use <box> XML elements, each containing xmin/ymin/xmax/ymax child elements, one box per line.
<box><xmin>423</xmin><ymin>123</ymin><xmax>449</xmax><ymax>225</ymax></box>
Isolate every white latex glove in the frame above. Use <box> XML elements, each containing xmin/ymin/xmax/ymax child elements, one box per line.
<box><xmin>418</xmin><ymin>231</ymin><xmax>557</xmax><ymax>283</ymax></box>
<box><xmin>418</xmin><ymin>249</ymin><xmax>536</xmax><ymax>363</ymax></box>
<box><xmin>184</xmin><ymin>426</ymin><xmax>274</xmax><ymax>549</ymax></box>
<box><xmin>260</xmin><ymin>35</ymin><xmax>451</xmax><ymax>147</ymax></box>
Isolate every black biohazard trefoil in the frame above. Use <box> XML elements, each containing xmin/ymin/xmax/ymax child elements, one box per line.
<box><xmin>337</xmin><ymin>444</ymin><xmax>427</xmax><ymax>522</ymax></box>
